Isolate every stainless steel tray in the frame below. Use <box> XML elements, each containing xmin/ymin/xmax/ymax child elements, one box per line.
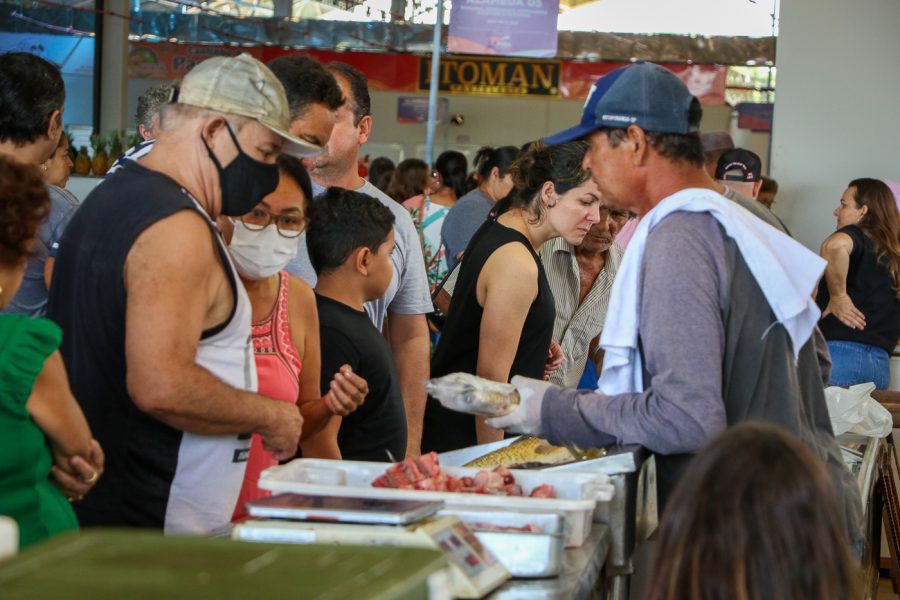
<box><xmin>439</xmin><ymin>437</ymin><xmax>642</xmax><ymax>475</ymax></box>
<box><xmin>440</xmin><ymin>509</ymin><xmax>565</xmax><ymax>578</ymax></box>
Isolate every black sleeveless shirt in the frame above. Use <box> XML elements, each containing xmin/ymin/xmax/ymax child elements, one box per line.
<box><xmin>46</xmin><ymin>160</ymin><xmax>240</xmax><ymax>529</ymax></box>
<box><xmin>816</xmin><ymin>225</ymin><xmax>900</xmax><ymax>353</ymax></box>
<box><xmin>422</xmin><ymin>217</ymin><xmax>555</xmax><ymax>453</ymax></box>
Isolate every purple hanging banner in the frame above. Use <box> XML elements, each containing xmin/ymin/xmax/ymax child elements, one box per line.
<box><xmin>448</xmin><ymin>0</ymin><xmax>560</xmax><ymax>58</ymax></box>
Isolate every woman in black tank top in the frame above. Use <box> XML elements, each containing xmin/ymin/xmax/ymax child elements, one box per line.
<box><xmin>816</xmin><ymin>178</ymin><xmax>900</xmax><ymax>389</ymax></box>
<box><xmin>423</xmin><ymin>141</ymin><xmax>606</xmax><ymax>453</ymax></box>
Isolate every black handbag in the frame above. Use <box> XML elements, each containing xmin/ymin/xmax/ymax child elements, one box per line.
<box><xmin>428</xmin><ymin>259</ymin><xmax>460</xmax><ymax>332</ymax></box>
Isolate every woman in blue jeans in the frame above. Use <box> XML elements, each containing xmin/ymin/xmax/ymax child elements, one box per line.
<box><xmin>815</xmin><ymin>178</ymin><xmax>900</xmax><ymax>389</ymax></box>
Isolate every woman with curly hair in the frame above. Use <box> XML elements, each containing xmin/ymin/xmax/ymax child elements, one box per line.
<box><xmin>0</xmin><ymin>156</ymin><xmax>103</xmax><ymax>548</ymax></box>
<box><xmin>816</xmin><ymin>178</ymin><xmax>900</xmax><ymax>389</ymax></box>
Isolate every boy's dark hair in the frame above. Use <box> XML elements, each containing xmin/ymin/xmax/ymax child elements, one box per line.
<box><xmin>267</xmin><ymin>55</ymin><xmax>345</xmax><ymax>121</ymax></box>
<box><xmin>0</xmin><ymin>52</ymin><xmax>65</xmax><ymax>146</ymax></box>
<box><xmin>306</xmin><ymin>187</ymin><xmax>395</xmax><ymax>276</ymax></box>
<box><xmin>326</xmin><ymin>62</ymin><xmax>370</xmax><ymax>125</ymax></box>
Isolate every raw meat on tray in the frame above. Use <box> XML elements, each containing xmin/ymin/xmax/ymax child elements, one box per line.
<box><xmin>372</xmin><ymin>452</ymin><xmax>556</xmax><ymax>498</ymax></box>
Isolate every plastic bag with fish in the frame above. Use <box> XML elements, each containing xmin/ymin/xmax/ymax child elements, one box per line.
<box><xmin>425</xmin><ymin>372</ymin><xmax>520</xmax><ymax>417</ymax></box>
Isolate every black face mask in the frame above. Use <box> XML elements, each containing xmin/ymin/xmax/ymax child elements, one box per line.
<box><xmin>203</xmin><ymin>122</ymin><xmax>280</xmax><ymax>217</ymax></box>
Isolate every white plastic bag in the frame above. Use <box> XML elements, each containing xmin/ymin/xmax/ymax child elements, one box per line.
<box><xmin>824</xmin><ymin>383</ymin><xmax>892</xmax><ymax>438</ymax></box>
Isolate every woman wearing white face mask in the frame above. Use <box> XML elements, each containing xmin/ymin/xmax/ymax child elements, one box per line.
<box><xmin>226</xmin><ymin>156</ymin><xmax>369</xmax><ymax>520</ymax></box>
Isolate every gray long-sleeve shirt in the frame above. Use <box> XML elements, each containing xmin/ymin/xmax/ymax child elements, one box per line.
<box><xmin>542</xmin><ymin>212</ymin><xmax>729</xmax><ymax>455</ymax></box>
<box><xmin>540</xmin><ymin>210</ymin><xmax>862</xmax><ymax>543</ymax></box>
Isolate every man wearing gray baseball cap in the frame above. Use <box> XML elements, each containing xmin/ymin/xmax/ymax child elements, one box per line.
<box><xmin>47</xmin><ymin>54</ymin><xmax>317</xmax><ymax>534</ymax></box>
<box><xmin>487</xmin><ymin>62</ymin><xmax>862</xmax><ymax>546</ymax></box>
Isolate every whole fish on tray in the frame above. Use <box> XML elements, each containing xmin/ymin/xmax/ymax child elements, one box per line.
<box><xmin>465</xmin><ymin>437</ymin><xmax>608</xmax><ymax>469</ymax></box>
<box><xmin>464</xmin><ymin>436</ymin><xmax>576</xmax><ymax>469</ymax></box>
<box><xmin>425</xmin><ymin>372</ymin><xmax>520</xmax><ymax>417</ymax></box>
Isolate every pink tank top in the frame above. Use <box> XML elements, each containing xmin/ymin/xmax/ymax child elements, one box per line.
<box><xmin>232</xmin><ymin>272</ymin><xmax>302</xmax><ymax>521</ymax></box>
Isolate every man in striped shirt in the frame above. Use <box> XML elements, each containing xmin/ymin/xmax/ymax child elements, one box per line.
<box><xmin>107</xmin><ymin>84</ymin><xmax>175</xmax><ymax>175</ymax></box>
<box><xmin>541</xmin><ymin>204</ymin><xmax>630</xmax><ymax>387</ymax></box>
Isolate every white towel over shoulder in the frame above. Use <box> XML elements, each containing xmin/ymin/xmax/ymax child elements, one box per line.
<box><xmin>597</xmin><ymin>188</ymin><xmax>825</xmax><ymax>395</ymax></box>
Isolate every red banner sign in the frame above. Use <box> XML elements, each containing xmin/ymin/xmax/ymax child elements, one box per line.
<box><xmin>260</xmin><ymin>48</ymin><xmax>419</xmax><ymax>91</ymax></box>
<box><xmin>128</xmin><ymin>43</ymin><xmax>262</xmax><ymax>80</ymax></box>
<box><xmin>560</xmin><ymin>62</ymin><xmax>726</xmax><ymax>104</ymax></box>
<box><xmin>128</xmin><ymin>42</ymin><xmax>726</xmax><ymax>104</ymax></box>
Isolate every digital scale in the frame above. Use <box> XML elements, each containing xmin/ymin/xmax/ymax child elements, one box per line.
<box><xmin>234</xmin><ymin>493</ymin><xmax>510</xmax><ymax>598</ymax></box>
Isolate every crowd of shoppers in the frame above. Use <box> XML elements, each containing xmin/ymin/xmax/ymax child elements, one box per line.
<box><xmin>3</xmin><ymin>49</ymin><xmax>898</xmax><ymax>600</ymax></box>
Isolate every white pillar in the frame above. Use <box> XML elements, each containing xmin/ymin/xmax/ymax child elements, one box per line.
<box><xmin>273</xmin><ymin>0</ymin><xmax>292</xmax><ymax>18</ymax></box>
<box><xmin>98</xmin><ymin>0</ymin><xmax>130</xmax><ymax>134</ymax></box>
<box><xmin>771</xmin><ymin>0</ymin><xmax>900</xmax><ymax>250</ymax></box>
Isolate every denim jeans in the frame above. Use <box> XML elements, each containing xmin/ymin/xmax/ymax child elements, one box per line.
<box><xmin>827</xmin><ymin>340</ymin><xmax>891</xmax><ymax>390</ymax></box>
<box><xmin>578</xmin><ymin>356</ymin><xmax>600</xmax><ymax>389</ymax></box>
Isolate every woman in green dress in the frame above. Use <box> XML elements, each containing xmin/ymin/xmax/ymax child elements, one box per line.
<box><xmin>0</xmin><ymin>156</ymin><xmax>103</xmax><ymax>549</ymax></box>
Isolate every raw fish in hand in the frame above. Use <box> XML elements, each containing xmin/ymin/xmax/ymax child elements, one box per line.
<box><xmin>425</xmin><ymin>372</ymin><xmax>520</xmax><ymax>417</ymax></box>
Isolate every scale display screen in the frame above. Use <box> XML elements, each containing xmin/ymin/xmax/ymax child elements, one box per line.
<box><xmin>430</xmin><ymin>520</ymin><xmax>498</xmax><ymax>578</ymax></box>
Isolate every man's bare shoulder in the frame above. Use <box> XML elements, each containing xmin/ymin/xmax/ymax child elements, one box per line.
<box><xmin>125</xmin><ymin>208</ymin><xmax>219</xmax><ymax>284</ymax></box>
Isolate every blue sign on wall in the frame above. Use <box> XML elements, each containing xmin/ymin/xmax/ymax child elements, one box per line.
<box><xmin>397</xmin><ymin>96</ymin><xmax>449</xmax><ymax>124</ymax></box>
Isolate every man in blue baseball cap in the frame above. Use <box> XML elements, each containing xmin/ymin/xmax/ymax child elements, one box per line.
<box><xmin>487</xmin><ymin>61</ymin><xmax>862</xmax><ymax>546</ymax></box>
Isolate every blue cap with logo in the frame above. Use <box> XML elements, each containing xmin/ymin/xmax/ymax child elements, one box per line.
<box><xmin>544</xmin><ymin>61</ymin><xmax>700</xmax><ymax>144</ymax></box>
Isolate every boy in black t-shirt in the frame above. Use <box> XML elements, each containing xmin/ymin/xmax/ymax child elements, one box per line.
<box><xmin>301</xmin><ymin>187</ymin><xmax>407</xmax><ymax>461</ymax></box>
